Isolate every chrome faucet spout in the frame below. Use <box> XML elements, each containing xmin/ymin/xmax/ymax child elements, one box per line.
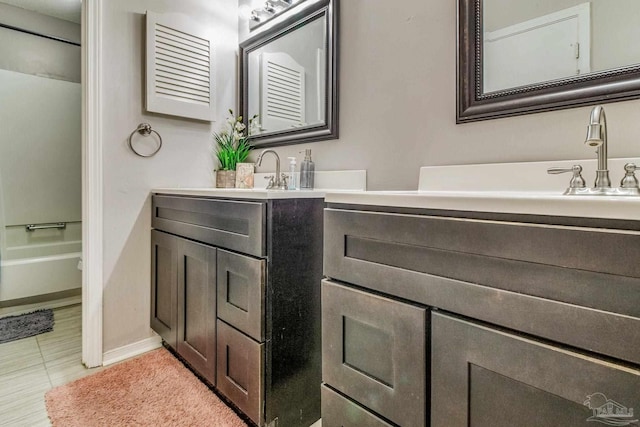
<box><xmin>256</xmin><ymin>149</ymin><xmax>283</xmax><ymax>189</ymax></box>
<box><xmin>584</xmin><ymin>105</ymin><xmax>611</xmax><ymax>189</ymax></box>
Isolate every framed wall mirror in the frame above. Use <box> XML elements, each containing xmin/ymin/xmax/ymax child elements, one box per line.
<box><xmin>239</xmin><ymin>0</ymin><xmax>338</xmax><ymax>147</ymax></box>
<box><xmin>458</xmin><ymin>0</ymin><xmax>640</xmax><ymax>123</ymax></box>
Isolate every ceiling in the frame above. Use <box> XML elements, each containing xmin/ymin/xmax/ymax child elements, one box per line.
<box><xmin>0</xmin><ymin>0</ymin><xmax>81</xmax><ymax>24</ymax></box>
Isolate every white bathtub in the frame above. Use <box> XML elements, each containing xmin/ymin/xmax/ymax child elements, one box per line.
<box><xmin>0</xmin><ymin>222</ymin><xmax>81</xmax><ymax>304</ymax></box>
<box><xmin>0</xmin><ymin>70</ymin><xmax>82</xmax><ymax>306</ymax></box>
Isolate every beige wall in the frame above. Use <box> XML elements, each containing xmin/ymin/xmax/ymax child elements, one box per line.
<box><xmin>239</xmin><ymin>0</ymin><xmax>640</xmax><ymax>191</ymax></box>
<box><xmin>102</xmin><ymin>0</ymin><xmax>640</xmax><ymax>352</ymax></box>
<box><xmin>100</xmin><ymin>0</ymin><xmax>238</xmax><ymax>352</ymax></box>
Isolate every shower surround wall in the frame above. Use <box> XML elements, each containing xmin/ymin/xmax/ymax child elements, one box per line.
<box><xmin>0</xmin><ymin>3</ymin><xmax>81</xmax><ymax>305</ymax></box>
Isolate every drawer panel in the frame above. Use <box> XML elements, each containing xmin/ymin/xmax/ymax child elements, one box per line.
<box><xmin>324</xmin><ymin>208</ymin><xmax>640</xmax><ymax>365</ymax></box>
<box><xmin>432</xmin><ymin>312</ymin><xmax>640</xmax><ymax>427</ymax></box>
<box><xmin>326</xmin><ymin>208</ymin><xmax>640</xmax><ymax>279</ymax></box>
<box><xmin>325</xmin><ymin>209</ymin><xmax>640</xmax><ymax>317</ymax></box>
<box><xmin>321</xmin><ymin>385</ymin><xmax>394</xmax><ymax>427</ymax></box>
<box><xmin>217</xmin><ymin>249</ymin><xmax>265</xmax><ymax>342</ymax></box>
<box><xmin>322</xmin><ymin>280</ymin><xmax>427</xmax><ymax>427</ymax></box>
<box><xmin>153</xmin><ymin>195</ymin><xmax>266</xmax><ymax>257</ymax></box>
<box><xmin>216</xmin><ymin>320</ymin><xmax>264</xmax><ymax>425</ymax></box>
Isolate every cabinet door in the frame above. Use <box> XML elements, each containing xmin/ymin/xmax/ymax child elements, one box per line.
<box><xmin>177</xmin><ymin>239</ymin><xmax>217</xmax><ymax>385</ymax></box>
<box><xmin>216</xmin><ymin>320</ymin><xmax>264</xmax><ymax>426</ymax></box>
<box><xmin>432</xmin><ymin>312</ymin><xmax>640</xmax><ymax>427</ymax></box>
<box><xmin>217</xmin><ymin>249</ymin><xmax>265</xmax><ymax>342</ymax></box>
<box><xmin>150</xmin><ymin>230</ymin><xmax>178</xmax><ymax>348</ymax></box>
<box><xmin>322</xmin><ymin>280</ymin><xmax>427</xmax><ymax>427</ymax></box>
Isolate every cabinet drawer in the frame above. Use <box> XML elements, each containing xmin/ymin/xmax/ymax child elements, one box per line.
<box><xmin>324</xmin><ymin>208</ymin><xmax>640</xmax><ymax>316</ymax></box>
<box><xmin>432</xmin><ymin>312</ymin><xmax>640</xmax><ymax>427</ymax></box>
<box><xmin>216</xmin><ymin>320</ymin><xmax>264</xmax><ymax>425</ymax></box>
<box><xmin>217</xmin><ymin>249</ymin><xmax>265</xmax><ymax>342</ymax></box>
<box><xmin>322</xmin><ymin>385</ymin><xmax>394</xmax><ymax>427</ymax></box>
<box><xmin>322</xmin><ymin>280</ymin><xmax>427</xmax><ymax>427</ymax></box>
<box><xmin>153</xmin><ymin>195</ymin><xmax>266</xmax><ymax>257</ymax></box>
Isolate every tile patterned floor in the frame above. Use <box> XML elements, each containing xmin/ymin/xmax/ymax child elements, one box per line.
<box><xmin>0</xmin><ymin>304</ymin><xmax>101</xmax><ymax>426</ymax></box>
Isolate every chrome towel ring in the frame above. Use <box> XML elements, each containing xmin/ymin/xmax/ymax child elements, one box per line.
<box><xmin>128</xmin><ymin>123</ymin><xmax>163</xmax><ymax>157</ymax></box>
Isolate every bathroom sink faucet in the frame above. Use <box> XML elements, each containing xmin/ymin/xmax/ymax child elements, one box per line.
<box><xmin>584</xmin><ymin>105</ymin><xmax>611</xmax><ymax>190</ymax></box>
<box><xmin>547</xmin><ymin>105</ymin><xmax>639</xmax><ymax>196</ymax></box>
<box><xmin>256</xmin><ymin>149</ymin><xmax>287</xmax><ymax>190</ymax></box>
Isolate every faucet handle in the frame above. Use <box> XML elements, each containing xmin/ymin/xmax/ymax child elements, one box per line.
<box><xmin>547</xmin><ymin>165</ymin><xmax>581</xmax><ymax>175</ymax></box>
<box><xmin>264</xmin><ymin>175</ymin><xmax>275</xmax><ymax>189</ymax></box>
<box><xmin>547</xmin><ymin>165</ymin><xmax>586</xmax><ymax>189</ymax></box>
<box><xmin>621</xmin><ymin>163</ymin><xmax>639</xmax><ymax>189</ymax></box>
<box><xmin>280</xmin><ymin>173</ymin><xmax>289</xmax><ymax>190</ymax></box>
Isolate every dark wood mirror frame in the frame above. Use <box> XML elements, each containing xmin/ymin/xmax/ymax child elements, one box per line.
<box><xmin>239</xmin><ymin>0</ymin><xmax>338</xmax><ymax>148</ymax></box>
<box><xmin>457</xmin><ymin>0</ymin><xmax>640</xmax><ymax>123</ymax></box>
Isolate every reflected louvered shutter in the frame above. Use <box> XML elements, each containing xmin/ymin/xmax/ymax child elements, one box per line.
<box><xmin>146</xmin><ymin>11</ymin><xmax>215</xmax><ymax>121</ymax></box>
<box><xmin>260</xmin><ymin>52</ymin><xmax>306</xmax><ymax>131</ymax></box>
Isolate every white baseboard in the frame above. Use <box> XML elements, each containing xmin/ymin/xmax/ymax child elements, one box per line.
<box><xmin>102</xmin><ymin>335</ymin><xmax>162</xmax><ymax>366</ymax></box>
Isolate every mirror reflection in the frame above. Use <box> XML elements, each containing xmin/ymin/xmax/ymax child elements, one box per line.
<box><xmin>482</xmin><ymin>0</ymin><xmax>640</xmax><ymax>93</ymax></box>
<box><xmin>240</xmin><ymin>0</ymin><xmax>337</xmax><ymax>147</ymax></box>
<box><xmin>247</xmin><ymin>14</ymin><xmax>327</xmax><ymax>134</ymax></box>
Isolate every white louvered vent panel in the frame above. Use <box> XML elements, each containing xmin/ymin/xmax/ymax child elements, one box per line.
<box><xmin>260</xmin><ymin>52</ymin><xmax>306</xmax><ymax>131</ymax></box>
<box><xmin>154</xmin><ymin>24</ymin><xmax>210</xmax><ymax>106</ymax></box>
<box><xmin>146</xmin><ymin>11</ymin><xmax>216</xmax><ymax>121</ymax></box>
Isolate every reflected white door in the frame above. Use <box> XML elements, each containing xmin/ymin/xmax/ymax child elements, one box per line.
<box><xmin>483</xmin><ymin>3</ymin><xmax>590</xmax><ymax>93</ymax></box>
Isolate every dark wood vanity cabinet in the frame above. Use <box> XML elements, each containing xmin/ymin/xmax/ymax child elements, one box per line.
<box><xmin>150</xmin><ymin>194</ymin><xmax>324</xmax><ymax>427</ymax></box>
<box><xmin>151</xmin><ymin>230</ymin><xmax>217</xmax><ymax>384</ymax></box>
<box><xmin>322</xmin><ymin>206</ymin><xmax>640</xmax><ymax>427</ymax></box>
<box><xmin>322</xmin><ymin>281</ymin><xmax>427</xmax><ymax>427</ymax></box>
<box><xmin>217</xmin><ymin>319</ymin><xmax>265</xmax><ymax>423</ymax></box>
<box><xmin>150</xmin><ymin>229</ymin><xmax>178</xmax><ymax>349</ymax></box>
<box><xmin>431</xmin><ymin>312</ymin><xmax>640</xmax><ymax>427</ymax></box>
<box><xmin>176</xmin><ymin>238</ymin><xmax>217</xmax><ymax>384</ymax></box>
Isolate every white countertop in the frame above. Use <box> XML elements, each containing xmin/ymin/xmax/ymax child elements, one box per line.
<box><xmin>153</xmin><ymin>170</ymin><xmax>367</xmax><ymax>200</ymax></box>
<box><xmin>325</xmin><ymin>159</ymin><xmax>640</xmax><ymax>221</ymax></box>
<box><xmin>153</xmin><ymin>187</ymin><xmax>331</xmax><ymax>199</ymax></box>
<box><xmin>325</xmin><ymin>190</ymin><xmax>640</xmax><ymax>221</ymax></box>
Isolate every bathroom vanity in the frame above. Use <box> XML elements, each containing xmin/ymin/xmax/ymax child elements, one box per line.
<box><xmin>149</xmin><ymin>190</ymin><xmax>324</xmax><ymax>427</ymax></box>
<box><xmin>321</xmin><ymin>161</ymin><xmax>640</xmax><ymax>427</ymax></box>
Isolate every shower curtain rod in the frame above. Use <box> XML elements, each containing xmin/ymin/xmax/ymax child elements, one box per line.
<box><xmin>0</xmin><ymin>22</ymin><xmax>80</xmax><ymax>47</ymax></box>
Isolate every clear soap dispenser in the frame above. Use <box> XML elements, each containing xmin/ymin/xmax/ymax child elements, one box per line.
<box><xmin>300</xmin><ymin>149</ymin><xmax>315</xmax><ymax>189</ymax></box>
<box><xmin>287</xmin><ymin>157</ymin><xmax>297</xmax><ymax>190</ymax></box>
